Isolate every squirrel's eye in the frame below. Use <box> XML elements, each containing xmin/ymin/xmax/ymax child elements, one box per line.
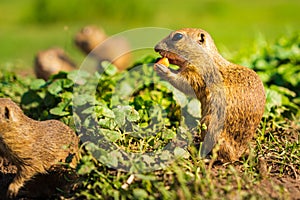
<box><xmin>172</xmin><ymin>33</ymin><xmax>183</xmax><ymax>41</ymax></box>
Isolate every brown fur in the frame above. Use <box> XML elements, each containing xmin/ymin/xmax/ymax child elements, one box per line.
<box><xmin>154</xmin><ymin>28</ymin><xmax>265</xmax><ymax>162</ymax></box>
<box><xmin>34</xmin><ymin>48</ymin><xmax>76</xmax><ymax>80</ymax></box>
<box><xmin>0</xmin><ymin>98</ymin><xmax>79</xmax><ymax>198</ymax></box>
<box><xmin>74</xmin><ymin>25</ymin><xmax>132</xmax><ymax>71</ymax></box>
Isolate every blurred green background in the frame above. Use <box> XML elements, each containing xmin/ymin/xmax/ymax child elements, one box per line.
<box><xmin>1</xmin><ymin>0</ymin><xmax>299</xmax><ymax>74</ymax></box>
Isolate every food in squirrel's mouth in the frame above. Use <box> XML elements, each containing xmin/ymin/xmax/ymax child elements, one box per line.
<box><xmin>155</xmin><ymin>50</ymin><xmax>188</xmax><ymax>71</ymax></box>
<box><xmin>156</xmin><ymin>57</ymin><xmax>170</xmax><ymax>67</ymax></box>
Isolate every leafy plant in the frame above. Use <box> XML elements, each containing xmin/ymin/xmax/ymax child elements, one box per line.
<box><xmin>0</xmin><ymin>33</ymin><xmax>299</xmax><ymax>199</ymax></box>
<box><xmin>20</xmin><ymin>72</ymin><xmax>76</xmax><ymax>126</ymax></box>
<box><xmin>73</xmin><ymin>60</ymin><xmax>194</xmax><ymax>175</ymax></box>
<box><xmin>74</xmin><ymin>34</ymin><xmax>300</xmax><ymax>199</ymax></box>
<box><xmin>0</xmin><ymin>70</ymin><xmax>31</xmax><ymax>103</ymax></box>
<box><xmin>236</xmin><ymin>33</ymin><xmax>300</xmax><ymax>118</ymax></box>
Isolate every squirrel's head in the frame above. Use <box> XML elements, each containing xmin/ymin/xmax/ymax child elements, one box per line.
<box><xmin>155</xmin><ymin>28</ymin><xmax>218</xmax><ymax>54</ymax></box>
<box><xmin>154</xmin><ymin>28</ymin><xmax>219</xmax><ymax>73</ymax></box>
<box><xmin>75</xmin><ymin>25</ymin><xmax>107</xmax><ymax>54</ymax></box>
<box><xmin>35</xmin><ymin>48</ymin><xmax>75</xmax><ymax>70</ymax></box>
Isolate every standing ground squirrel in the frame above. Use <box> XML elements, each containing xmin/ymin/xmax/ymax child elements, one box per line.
<box><xmin>74</xmin><ymin>25</ymin><xmax>132</xmax><ymax>71</ymax></box>
<box><xmin>34</xmin><ymin>47</ymin><xmax>76</xmax><ymax>80</ymax></box>
<box><xmin>0</xmin><ymin>98</ymin><xmax>79</xmax><ymax>198</ymax></box>
<box><xmin>154</xmin><ymin>28</ymin><xmax>265</xmax><ymax>162</ymax></box>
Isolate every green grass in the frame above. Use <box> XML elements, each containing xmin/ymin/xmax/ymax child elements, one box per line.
<box><xmin>1</xmin><ymin>0</ymin><xmax>300</xmax><ymax>72</ymax></box>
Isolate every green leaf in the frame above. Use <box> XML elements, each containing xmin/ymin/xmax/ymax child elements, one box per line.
<box><xmin>265</xmin><ymin>88</ymin><xmax>282</xmax><ymax>113</ymax></box>
<box><xmin>82</xmin><ymin>106</ymin><xmax>95</xmax><ymax>114</ymax></box>
<box><xmin>30</xmin><ymin>79</ymin><xmax>46</xmax><ymax>90</ymax></box>
<box><xmin>133</xmin><ymin>189</ymin><xmax>148</xmax><ymax>199</ymax></box>
<box><xmin>174</xmin><ymin>147</ymin><xmax>189</xmax><ymax>158</ymax></box>
<box><xmin>187</xmin><ymin>98</ymin><xmax>201</xmax><ymax>118</ymax></box>
<box><xmin>97</xmin><ymin>149</ymin><xmax>121</xmax><ymax>168</ymax></box>
<box><xmin>162</xmin><ymin>129</ymin><xmax>176</xmax><ymax>140</ymax></box>
<box><xmin>101</xmin><ymin>107</ymin><xmax>115</xmax><ymax>118</ymax></box>
<box><xmin>60</xmin><ymin>91</ymin><xmax>73</xmax><ymax>100</ymax></box>
<box><xmin>101</xmin><ymin>129</ymin><xmax>122</xmax><ymax>142</ymax></box>
<box><xmin>84</xmin><ymin>142</ymin><xmax>99</xmax><ymax>152</ymax></box>
<box><xmin>98</xmin><ymin>118</ymin><xmax>115</xmax><ymax>129</ymax></box>
<box><xmin>113</xmin><ymin>107</ymin><xmax>126</xmax><ymax>127</ymax></box>
<box><xmin>126</xmin><ymin>108</ymin><xmax>140</xmax><ymax>122</ymax></box>
<box><xmin>49</xmin><ymin>71</ymin><xmax>68</xmax><ymax>79</ymax></box>
<box><xmin>102</xmin><ymin>61</ymin><xmax>118</xmax><ymax>76</ymax></box>
<box><xmin>62</xmin><ymin>78</ymin><xmax>74</xmax><ymax>88</ymax></box>
<box><xmin>77</xmin><ymin>155</ymin><xmax>96</xmax><ymax>175</ymax></box>
<box><xmin>173</xmin><ymin>88</ymin><xmax>189</xmax><ymax>107</ymax></box>
<box><xmin>73</xmin><ymin>94</ymin><xmax>95</xmax><ymax>106</ymax></box>
<box><xmin>118</xmin><ymin>81</ymin><xmax>134</xmax><ymax>98</ymax></box>
<box><xmin>67</xmin><ymin>70</ymin><xmax>91</xmax><ymax>84</ymax></box>
<box><xmin>49</xmin><ymin>101</ymin><xmax>70</xmax><ymax>116</ymax></box>
<box><xmin>106</xmin><ymin>151</ymin><xmax>119</xmax><ymax>167</ymax></box>
<box><xmin>50</xmin><ymin>106</ymin><xmax>69</xmax><ymax>116</ymax></box>
<box><xmin>48</xmin><ymin>80</ymin><xmax>63</xmax><ymax>95</ymax></box>
<box><xmin>270</xmin><ymin>85</ymin><xmax>296</xmax><ymax>97</ymax></box>
<box><xmin>135</xmin><ymin>174</ymin><xmax>156</xmax><ymax>181</ymax></box>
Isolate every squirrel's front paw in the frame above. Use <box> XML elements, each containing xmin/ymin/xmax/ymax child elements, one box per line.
<box><xmin>154</xmin><ymin>57</ymin><xmax>170</xmax><ymax>76</ymax></box>
<box><xmin>7</xmin><ymin>184</ymin><xmax>19</xmax><ymax>199</ymax></box>
<box><xmin>154</xmin><ymin>63</ymin><xmax>170</xmax><ymax>76</ymax></box>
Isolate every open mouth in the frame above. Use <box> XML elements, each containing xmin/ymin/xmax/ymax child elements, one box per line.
<box><xmin>155</xmin><ymin>50</ymin><xmax>188</xmax><ymax>72</ymax></box>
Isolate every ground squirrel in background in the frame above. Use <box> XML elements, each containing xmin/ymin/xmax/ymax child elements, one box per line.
<box><xmin>34</xmin><ymin>47</ymin><xmax>76</xmax><ymax>80</ymax></box>
<box><xmin>74</xmin><ymin>25</ymin><xmax>132</xmax><ymax>71</ymax></box>
<box><xmin>154</xmin><ymin>28</ymin><xmax>265</xmax><ymax>162</ymax></box>
<box><xmin>0</xmin><ymin>98</ymin><xmax>79</xmax><ymax>198</ymax></box>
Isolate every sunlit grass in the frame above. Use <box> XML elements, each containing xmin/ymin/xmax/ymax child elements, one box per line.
<box><xmin>0</xmin><ymin>0</ymin><xmax>300</xmax><ymax>72</ymax></box>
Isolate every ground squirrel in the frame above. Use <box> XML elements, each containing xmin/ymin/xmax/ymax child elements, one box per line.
<box><xmin>0</xmin><ymin>98</ymin><xmax>79</xmax><ymax>198</ymax></box>
<box><xmin>74</xmin><ymin>25</ymin><xmax>132</xmax><ymax>71</ymax></box>
<box><xmin>34</xmin><ymin>47</ymin><xmax>76</xmax><ymax>80</ymax></box>
<box><xmin>154</xmin><ymin>28</ymin><xmax>265</xmax><ymax>162</ymax></box>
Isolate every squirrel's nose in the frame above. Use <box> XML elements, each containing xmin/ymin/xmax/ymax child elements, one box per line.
<box><xmin>154</xmin><ymin>44</ymin><xmax>160</xmax><ymax>52</ymax></box>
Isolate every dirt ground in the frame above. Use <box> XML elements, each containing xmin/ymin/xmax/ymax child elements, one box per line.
<box><xmin>217</xmin><ymin>164</ymin><xmax>300</xmax><ymax>200</ymax></box>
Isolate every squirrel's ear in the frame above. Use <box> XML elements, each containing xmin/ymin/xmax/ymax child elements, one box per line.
<box><xmin>198</xmin><ymin>33</ymin><xmax>205</xmax><ymax>44</ymax></box>
<box><xmin>4</xmin><ymin>107</ymin><xmax>10</xmax><ymax>120</ymax></box>
<box><xmin>4</xmin><ymin>106</ymin><xmax>18</xmax><ymax>122</ymax></box>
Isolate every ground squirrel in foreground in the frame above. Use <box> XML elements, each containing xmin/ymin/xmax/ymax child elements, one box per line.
<box><xmin>154</xmin><ymin>28</ymin><xmax>265</xmax><ymax>162</ymax></box>
<box><xmin>0</xmin><ymin>98</ymin><xmax>79</xmax><ymax>198</ymax></box>
<box><xmin>74</xmin><ymin>25</ymin><xmax>132</xmax><ymax>71</ymax></box>
<box><xmin>34</xmin><ymin>47</ymin><xmax>76</xmax><ymax>80</ymax></box>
